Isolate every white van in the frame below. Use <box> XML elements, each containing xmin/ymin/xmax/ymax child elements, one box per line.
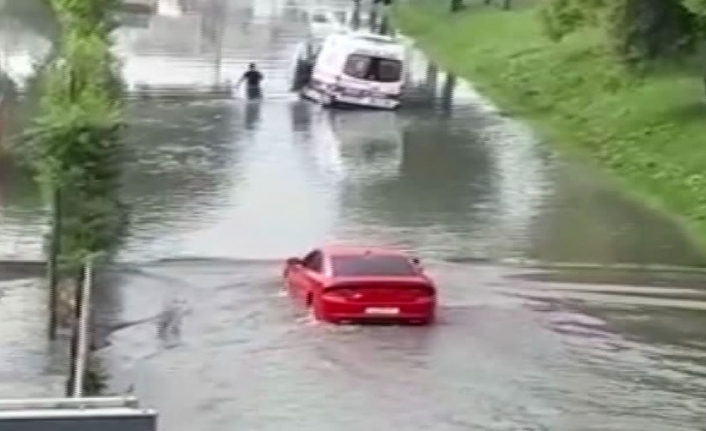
<box><xmin>299</xmin><ymin>31</ymin><xmax>407</xmax><ymax>110</ymax></box>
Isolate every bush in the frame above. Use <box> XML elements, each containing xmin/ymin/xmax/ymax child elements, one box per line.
<box><xmin>606</xmin><ymin>0</ymin><xmax>697</xmax><ymax>63</ymax></box>
<box><xmin>539</xmin><ymin>0</ymin><xmax>607</xmax><ymax>41</ymax></box>
<box><xmin>395</xmin><ymin>1</ymin><xmax>706</xmax><ymax>242</ymax></box>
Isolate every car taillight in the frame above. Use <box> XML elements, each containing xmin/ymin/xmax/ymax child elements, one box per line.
<box><xmin>411</xmin><ymin>288</ymin><xmax>435</xmax><ymax>299</ymax></box>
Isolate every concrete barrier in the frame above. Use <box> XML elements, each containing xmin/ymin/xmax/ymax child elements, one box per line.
<box><xmin>129</xmin><ymin>83</ymin><xmax>234</xmax><ymax>100</ymax></box>
<box><xmin>121</xmin><ymin>0</ymin><xmax>157</xmax><ymax>14</ymax></box>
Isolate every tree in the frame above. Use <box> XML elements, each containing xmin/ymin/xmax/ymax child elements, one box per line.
<box><xmin>26</xmin><ymin>0</ymin><xmax>127</xmax><ymax>286</ymax></box>
<box><xmin>540</xmin><ymin>0</ymin><xmax>697</xmax><ymax>64</ymax></box>
<box><xmin>539</xmin><ymin>0</ymin><xmax>606</xmax><ymax>41</ymax></box>
<box><xmin>680</xmin><ymin>0</ymin><xmax>706</xmax><ymax>100</ymax></box>
<box><xmin>606</xmin><ymin>0</ymin><xmax>697</xmax><ymax>62</ymax></box>
<box><xmin>682</xmin><ymin>0</ymin><xmax>706</xmax><ymax>15</ymax></box>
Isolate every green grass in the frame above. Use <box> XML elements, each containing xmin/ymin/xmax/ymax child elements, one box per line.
<box><xmin>395</xmin><ymin>1</ymin><xmax>706</xmax><ymax>242</ymax></box>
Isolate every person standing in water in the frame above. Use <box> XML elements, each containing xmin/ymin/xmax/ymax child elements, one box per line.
<box><xmin>236</xmin><ymin>63</ymin><xmax>264</xmax><ymax>99</ymax></box>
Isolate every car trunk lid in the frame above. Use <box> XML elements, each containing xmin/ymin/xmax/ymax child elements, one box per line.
<box><xmin>323</xmin><ymin>277</ymin><xmax>434</xmax><ymax>303</ymax></box>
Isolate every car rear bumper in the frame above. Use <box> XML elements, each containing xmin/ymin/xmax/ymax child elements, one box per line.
<box><xmin>302</xmin><ymin>86</ymin><xmax>400</xmax><ymax>109</ymax></box>
<box><xmin>319</xmin><ymin>298</ymin><xmax>435</xmax><ymax>322</ymax></box>
<box><xmin>333</xmin><ymin>93</ymin><xmax>400</xmax><ymax>109</ymax></box>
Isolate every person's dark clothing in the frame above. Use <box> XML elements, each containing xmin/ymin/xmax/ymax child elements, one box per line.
<box><xmin>246</xmin><ymin>85</ymin><xmax>262</xmax><ymax>99</ymax></box>
<box><xmin>243</xmin><ymin>70</ymin><xmax>263</xmax><ymax>87</ymax></box>
<box><xmin>242</xmin><ymin>70</ymin><xmax>263</xmax><ymax>99</ymax></box>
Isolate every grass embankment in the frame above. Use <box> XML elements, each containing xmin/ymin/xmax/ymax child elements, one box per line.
<box><xmin>395</xmin><ymin>2</ymin><xmax>706</xmax><ymax>240</ymax></box>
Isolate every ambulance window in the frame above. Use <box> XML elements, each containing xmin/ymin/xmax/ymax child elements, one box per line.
<box><xmin>344</xmin><ymin>54</ymin><xmax>401</xmax><ymax>83</ymax></box>
<box><xmin>344</xmin><ymin>54</ymin><xmax>370</xmax><ymax>79</ymax></box>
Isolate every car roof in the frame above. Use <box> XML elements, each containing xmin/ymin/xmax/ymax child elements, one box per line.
<box><xmin>320</xmin><ymin>245</ymin><xmax>409</xmax><ymax>257</ymax></box>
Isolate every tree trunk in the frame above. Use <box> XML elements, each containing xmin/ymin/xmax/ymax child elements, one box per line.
<box><xmin>379</xmin><ymin>13</ymin><xmax>390</xmax><ymax>35</ymax></box>
<box><xmin>47</xmin><ymin>187</ymin><xmax>62</xmax><ymax>340</ymax></box>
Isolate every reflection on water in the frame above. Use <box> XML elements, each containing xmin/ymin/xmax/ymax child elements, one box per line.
<box><xmin>0</xmin><ymin>157</ymin><xmax>44</xmax><ymax>260</ymax></box>
<box><xmin>244</xmin><ymin>100</ymin><xmax>262</xmax><ymax>129</ymax></box>
<box><xmin>119</xmin><ymin>99</ymin><xmax>241</xmax><ymax>259</ymax></box>
<box><xmin>439</xmin><ymin>73</ymin><xmax>456</xmax><ymax>112</ymax></box>
<box><xmin>0</xmin><ymin>278</ymin><xmax>66</xmax><ymax>397</ymax></box>
<box><xmin>328</xmin><ymin>109</ymin><xmax>403</xmax><ymax>182</ymax></box>
<box><xmin>528</xmin><ymin>161</ymin><xmax>706</xmax><ymax>267</ymax></box>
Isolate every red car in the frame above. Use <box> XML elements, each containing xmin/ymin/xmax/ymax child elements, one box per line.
<box><xmin>283</xmin><ymin>246</ymin><xmax>437</xmax><ymax>324</ymax></box>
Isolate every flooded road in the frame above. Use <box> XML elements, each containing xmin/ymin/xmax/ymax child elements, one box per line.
<box><xmin>99</xmin><ymin>259</ymin><xmax>706</xmax><ymax>431</ymax></box>
<box><xmin>2</xmin><ymin>0</ymin><xmax>706</xmax><ymax>429</ymax></box>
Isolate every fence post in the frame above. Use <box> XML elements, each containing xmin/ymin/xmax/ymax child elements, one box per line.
<box><xmin>66</xmin><ymin>256</ymin><xmax>95</xmax><ymax>397</ymax></box>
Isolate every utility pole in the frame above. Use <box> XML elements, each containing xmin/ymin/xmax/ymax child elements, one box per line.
<box><xmin>352</xmin><ymin>0</ymin><xmax>361</xmax><ymax>30</ymax></box>
<box><xmin>212</xmin><ymin>0</ymin><xmax>226</xmax><ymax>88</ymax></box>
<box><xmin>369</xmin><ymin>0</ymin><xmax>378</xmax><ymax>33</ymax></box>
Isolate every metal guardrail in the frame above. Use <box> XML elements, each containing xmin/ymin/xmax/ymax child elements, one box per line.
<box><xmin>0</xmin><ymin>397</ymin><xmax>157</xmax><ymax>431</ymax></box>
<box><xmin>0</xmin><ymin>397</ymin><xmax>140</xmax><ymax>411</ymax></box>
<box><xmin>121</xmin><ymin>0</ymin><xmax>157</xmax><ymax>14</ymax></box>
<box><xmin>0</xmin><ymin>256</ymin><xmax>158</xmax><ymax>430</ymax></box>
<box><xmin>72</xmin><ymin>260</ymin><xmax>94</xmax><ymax>398</ymax></box>
<box><xmin>127</xmin><ymin>84</ymin><xmax>234</xmax><ymax>100</ymax></box>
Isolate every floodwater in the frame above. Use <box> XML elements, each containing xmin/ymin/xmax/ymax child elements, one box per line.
<box><xmin>2</xmin><ymin>0</ymin><xmax>706</xmax><ymax>429</ymax></box>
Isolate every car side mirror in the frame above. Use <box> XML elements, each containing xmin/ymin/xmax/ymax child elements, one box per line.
<box><xmin>286</xmin><ymin>257</ymin><xmax>303</xmax><ymax>266</ymax></box>
<box><xmin>411</xmin><ymin>257</ymin><xmax>422</xmax><ymax>268</ymax></box>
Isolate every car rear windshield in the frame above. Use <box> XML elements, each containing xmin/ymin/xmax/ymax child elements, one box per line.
<box><xmin>343</xmin><ymin>54</ymin><xmax>402</xmax><ymax>83</ymax></box>
<box><xmin>331</xmin><ymin>255</ymin><xmax>416</xmax><ymax>277</ymax></box>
